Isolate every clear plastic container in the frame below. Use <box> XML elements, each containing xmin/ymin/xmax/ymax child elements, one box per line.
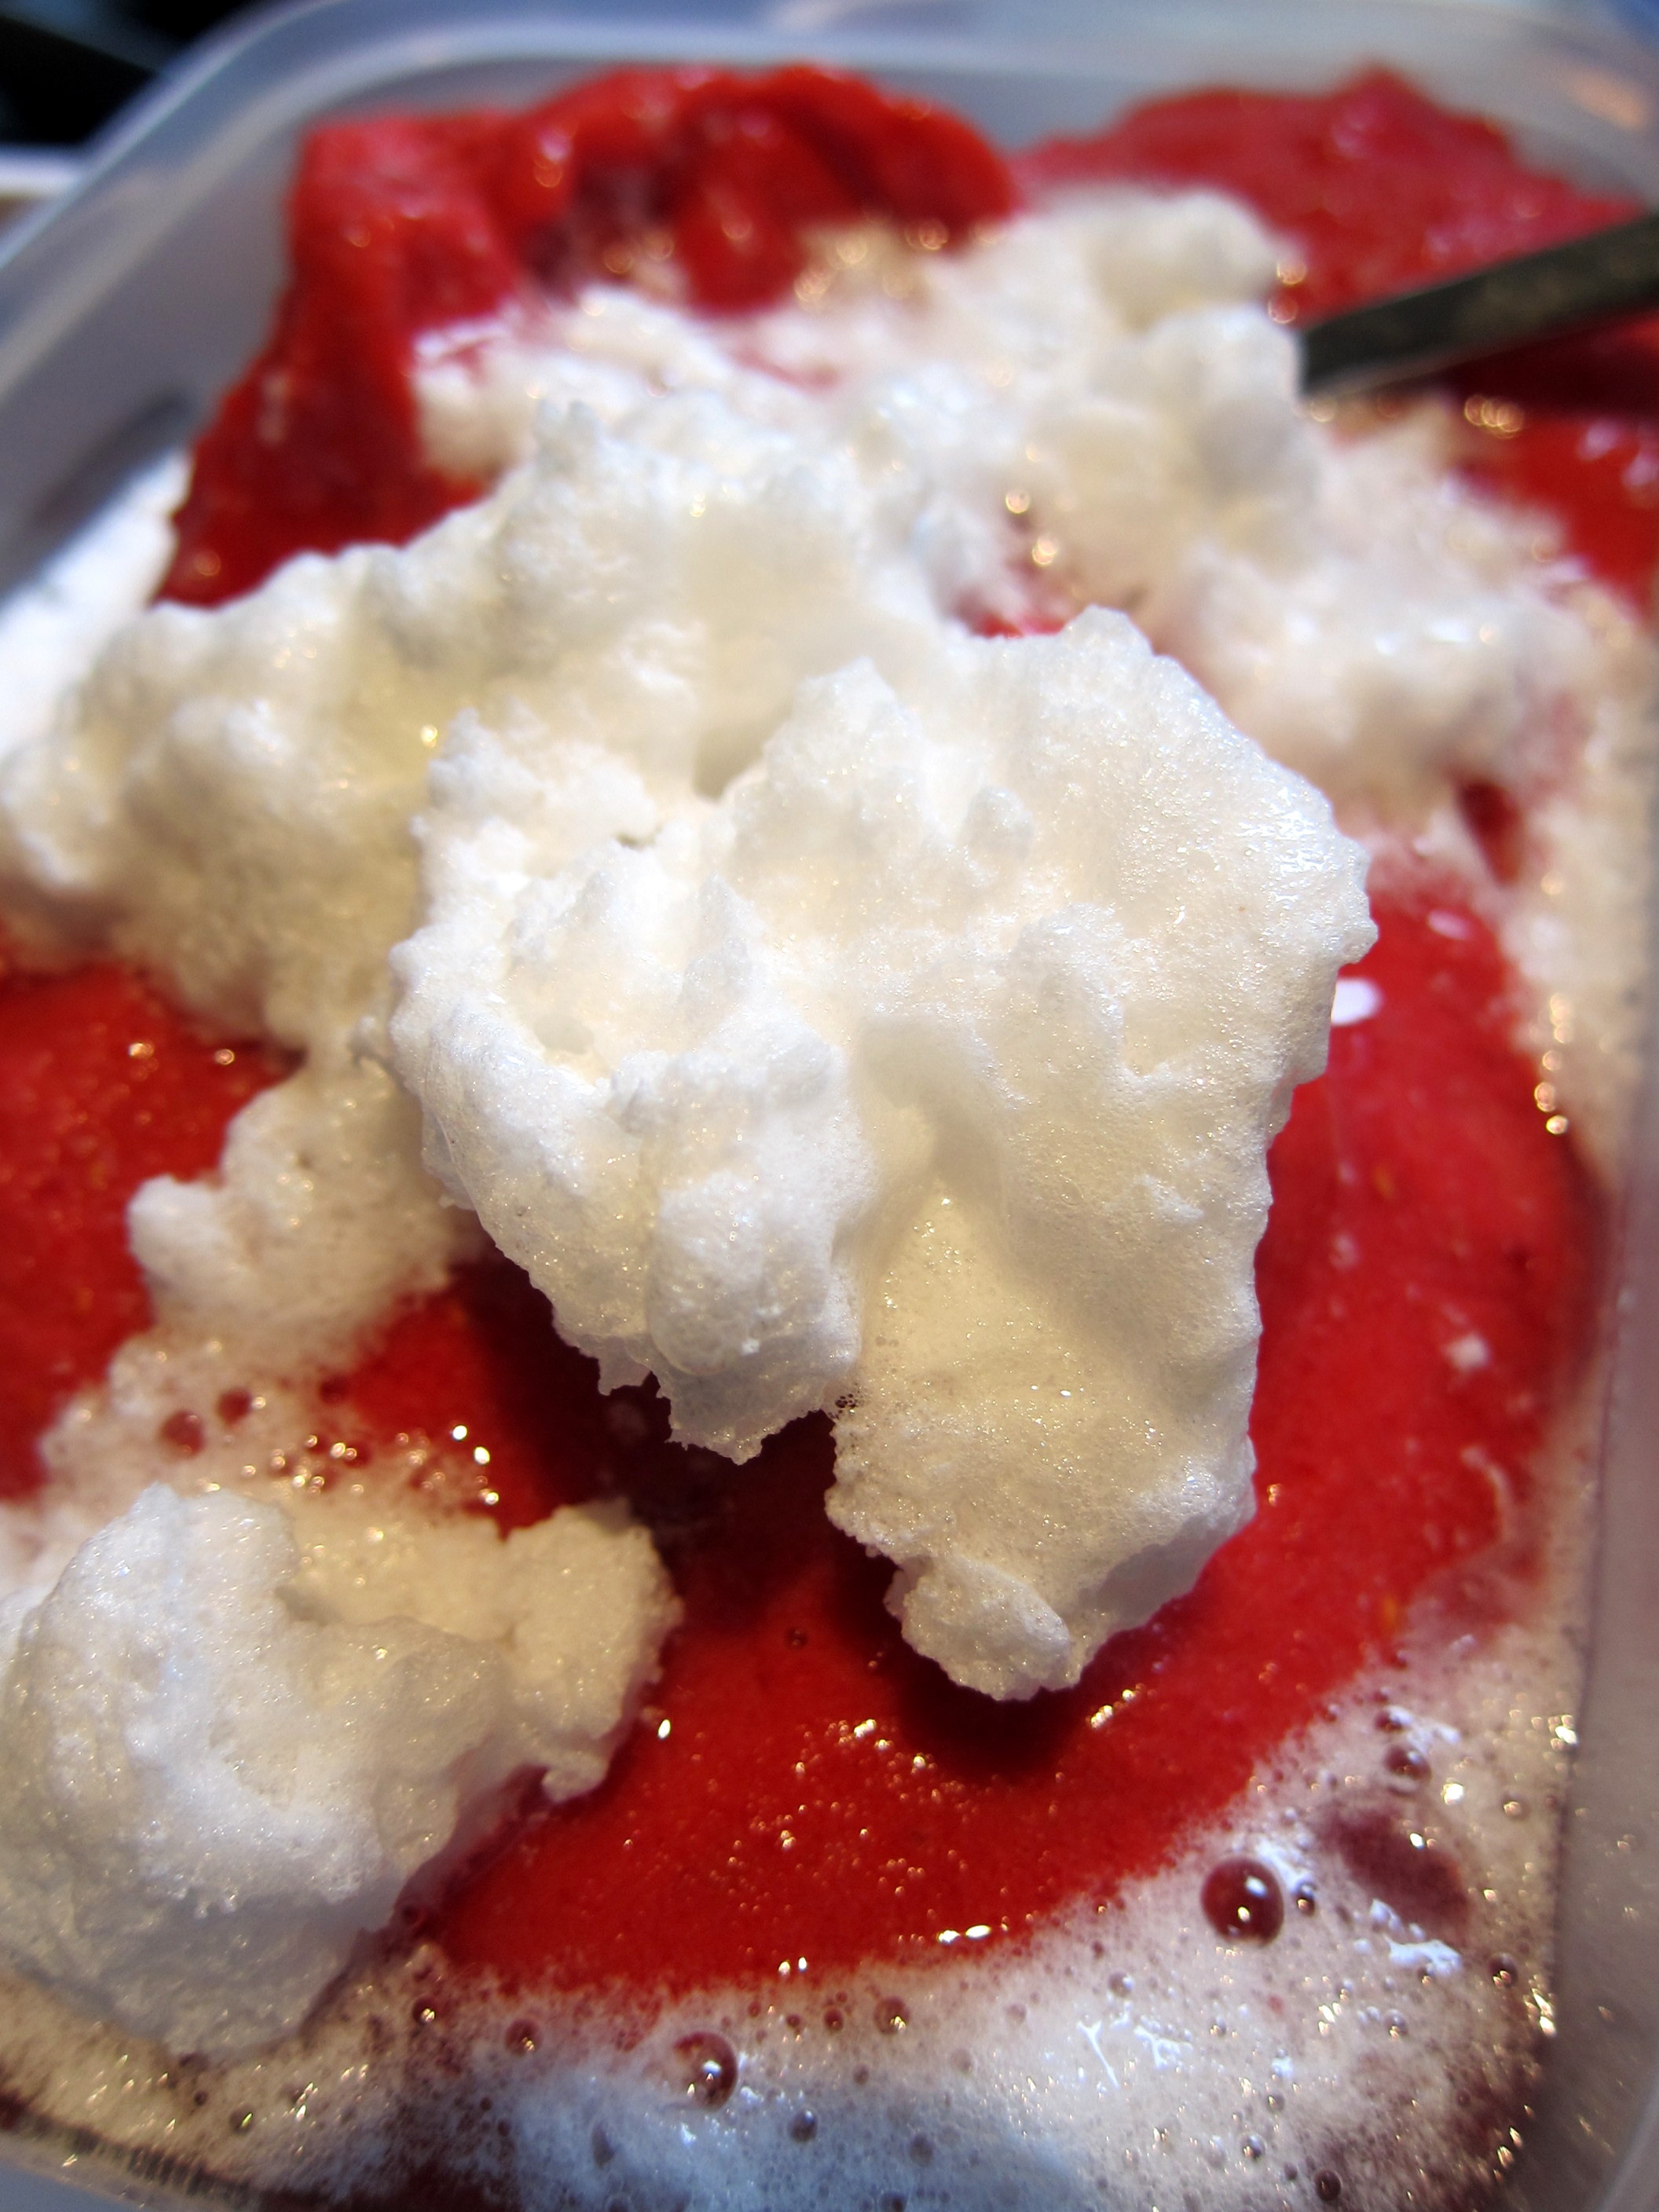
<box><xmin>1</xmin><ymin>2</ymin><xmax>1657</xmax><ymax>2206</ymax></box>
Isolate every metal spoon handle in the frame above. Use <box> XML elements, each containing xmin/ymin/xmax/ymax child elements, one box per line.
<box><xmin>1298</xmin><ymin>209</ymin><xmax>1659</xmax><ymax>395</ymax></box>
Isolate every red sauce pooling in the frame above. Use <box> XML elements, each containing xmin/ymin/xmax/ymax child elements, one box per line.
<box><xmin>0</xmin><ymin>903</ymin><xmax>1592</xmax><ymax>1990</ymax></box>
<box><xmin>0</xmin><ymin>941</ymin><xmax>282</xmax><ymax>1496</ymax></box>
<box><xmin>162</xmin><ymin>67</ymin><xmax>1013</xmax><ymax>607</ymax></box>
<box><xmin>1459</xmin><ymin>404</ymin><xmax>1659</xmax><ymax>608</ymax></box>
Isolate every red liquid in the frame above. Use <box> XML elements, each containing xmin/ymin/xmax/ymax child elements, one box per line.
<box><xmin>0</xmin><ymin>67</ymin><xmax>1645</xmax><ymax>2003</ymax></box>
<box><xmin>0</xmin><ymin>944</ymin><xmax>282</xmax><ymax>1496</ymax></box>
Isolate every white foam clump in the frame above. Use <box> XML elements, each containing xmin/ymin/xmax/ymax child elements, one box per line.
<box><xmin>1147</xmin><ymin>405</ymin><xmax>1615</xmax><ymax>811</ymax></box>
<box><xmin>0</xmin><ymin>338</ymin><xmax>1372</xmax><ymax>1701</ymax></box>
<box><xmin>281</xmin><ymin>1483</ymin><xmax>677</xmax><ymax>1802</ymax></box>
<box><xmin>0</xmin><ymin>389</ymin><xmax>936</xmax><ymax>1376</ymax></box>
<box><xmin>427</xmin><ymin>194</ymin><xmax>1624</xmax><ymax>823</ymax></box>
<box><xmin>0</xmin><ymin>1483</ymin><xmax>676</xmax><ymax>2057</ymax></box>
<box><xmin>126</xmin><ymin>1057</ymin><xmax>471</xmax><ymax>1376</ymax></box>
<box><xmin>393</xmin><ymin>589</ymin><xmax>1373</xmax><ymax>1696</ymax></box>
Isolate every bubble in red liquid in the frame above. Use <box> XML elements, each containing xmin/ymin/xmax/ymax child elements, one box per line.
<box><xmin>158</xmin><ymin>1408</ymin><xmax>204</xmax><ymax>1456</ymax></box>
<box><xmin>216</xmin><ymin>1388</ymin><xmax>253</xmax><ymax>1426</ymax></box>
<box><xmin>1383</xmin><ymin>1742</ymin><xmax>1431</xmax><ymax>1783</ymax></box>
<box><xmin>1316</xmin><ymin>2170</ymin><xmax>1344</xmax><ymax>2203</ymax></box>
<box><xmin>1200</xmin><ymin>1857</ymin><xmax>1285</xmax><ymax>1942</ymax></box>
<box><xmin>875</xmin><ymin>1997</ymin><xmax>910</xmax><ymax>2034</ymax></box>
<box><xmin>673</xmin><ymin>2031</ymin><xmax>737</xmax><ymax>2108</ymax></box>
<box><xmin>1456</xmin><ymin>778</ymin><xmax>1528</xmax><ymax>884</ymax></box>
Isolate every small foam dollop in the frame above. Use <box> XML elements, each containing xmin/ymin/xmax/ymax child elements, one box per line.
<box><xmin>0</xmin><ymin>1485</ymin><xmax>676</xmax><ymax>2056</ymax></box>
<box><xmin>282</xmin><ymin>1485</ymin><xmax>679</xmax><ymax>1802</ymax></box>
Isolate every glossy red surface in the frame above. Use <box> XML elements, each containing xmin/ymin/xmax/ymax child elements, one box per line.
<box><xmin>0</xmin><ymin>942</ymin><xmax>282</xmax><ymax>1496</ymax></box>
<box><xmin>0</xmin><ymin>892</ymin><xmax>1599</xmax><ymax>1990</ymax></box>
<box><xmin>1459</xmin><ymin>405</ymin><xmax>1659</xmax><ymax>607</ymax></box>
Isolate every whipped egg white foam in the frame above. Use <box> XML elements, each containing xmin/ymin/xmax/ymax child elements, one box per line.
<box><xmin>0</xmin><ymin>178</ymin><xmax>1646</xmax><ymax>2057</ymax></box>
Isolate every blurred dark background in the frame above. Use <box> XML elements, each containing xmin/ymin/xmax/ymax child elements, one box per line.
<box><xmin>0</xmin><ymin>0</ymin><xmax>249</xmax><ymax>143</ymax></box>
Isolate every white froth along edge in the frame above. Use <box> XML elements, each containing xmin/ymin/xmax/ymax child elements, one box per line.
<box><xmin>0</xmin><ymin>176</ymin><xmax>1647</xmax><ymax>2074</ymax></box>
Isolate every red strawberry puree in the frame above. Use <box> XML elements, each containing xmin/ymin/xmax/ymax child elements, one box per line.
<box><xmin>0</xmin><ymin>59</ymin><xmax>1650</xmax><ymax>2205</ymax></box>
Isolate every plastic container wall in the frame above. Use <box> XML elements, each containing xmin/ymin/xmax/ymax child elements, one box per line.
<box><xmin>0</xmin><ymin>3</ymin><xmax>1657</xmax><ymax>2207</ymax></box>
